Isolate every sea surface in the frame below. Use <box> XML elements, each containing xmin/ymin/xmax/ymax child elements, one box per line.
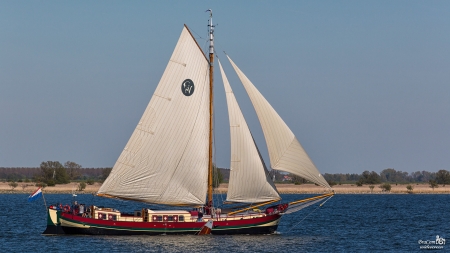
<box><xmin>0</xmin><ymin>193</ymin><xmax>448</xmax><ymax>252</ymax></box>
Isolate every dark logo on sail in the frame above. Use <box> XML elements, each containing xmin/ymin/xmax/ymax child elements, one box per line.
<box><xmin>181</xmin><ymin>79</ymin><xmax>195</xmax><ymax>96</ymax></box>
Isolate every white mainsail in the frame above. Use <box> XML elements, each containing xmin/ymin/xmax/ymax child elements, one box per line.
<box><xmin>219</xmin><ymin>60</ymin><xmax>280</xmax><ymax>203</ymax></box>
<box><xmin>98</xmin><ymin>26</ymin><xmax>210</xmax><ymax>205</ymax></box>
<box><xmin>227</xmin><ymin>56</ymin><xmax>331</xmax><ymax>189</ymax></box>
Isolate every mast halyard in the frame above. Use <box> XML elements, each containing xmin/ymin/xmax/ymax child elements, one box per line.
<box><xmin>207</xmin><ymin>9</ymin><xmax>214</xmax><ymax>207</ymax></box>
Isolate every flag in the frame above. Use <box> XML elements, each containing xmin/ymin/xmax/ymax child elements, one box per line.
<box><xmin>28</xmin><ymin>187</ymin><xmax>42</xmax><ymax>202</ymax></box>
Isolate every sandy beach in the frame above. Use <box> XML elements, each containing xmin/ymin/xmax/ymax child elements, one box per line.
<box><xmin>216</xmin><ymin>183</ymin><xmax>450</xmax><ymax>194</ymax></box>
<box><xmin>1</xmin><ymin>182</ymin><xmax>449</xmax><ymax>194</ymax></box>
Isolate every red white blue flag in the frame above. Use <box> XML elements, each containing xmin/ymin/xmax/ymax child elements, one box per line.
<box><xmin>28</xmin><ymin>187</ymin><xmax>42</xmax><ymax>202</ymax></box>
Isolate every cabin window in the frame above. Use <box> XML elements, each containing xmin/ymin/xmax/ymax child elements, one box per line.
<box><xmin>98</xmin><ymin>212</ymin><xmax>107</xmax><ymax>220</ymax></box>
<box><xmin>178</xmin><ymin>215</ymin><xmax>184</xmax><ymax>222</ymax></box>
<box><xmin>152</xmin><ymin>215</ymin><xmax>163</xmax><ymax>222</ymax></box>
<box><xmin>108</xmin><ymin>214</ymin><xmax>117</xmax><ymax>221</ymax></box>
<box><xmin>167</xmin><ymin>216</ymin><xmax>174</xmax><ymax>222</ymax></box>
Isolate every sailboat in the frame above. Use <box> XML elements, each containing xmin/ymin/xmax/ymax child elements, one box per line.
<box><xmin>43</xmin><ymin>11</ymin><xmax>333</xmax><ymax>235</ymax></box>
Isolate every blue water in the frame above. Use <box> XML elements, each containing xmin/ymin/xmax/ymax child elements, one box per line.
<box><xmin>1</xmin><ymin>194</ymin><xmax>448</xmax><ymax>252</ymax></box>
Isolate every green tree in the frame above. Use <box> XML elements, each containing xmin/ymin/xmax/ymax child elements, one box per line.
<box><xmin>406</xmin><ymin>184</ymin><xmax>414</xmax><ymax>193</ymax></box>
<box><xmin>77</xmin><ymin>181</ymin><xmax>86</xmax><ymax>191</ymax></box>
<box><xmin>46</xmin><ymin>179</ymin><xmax>56</xmax><ymax>187</ymax></box>
<box><xmin>101</xmin><ymin>168</ymin><xmax>112</xmax><ymax>182</ymax></box>
<box><xmin>212</xmin><ymin>165</ymin><xmax>224</xmax><ymax>188</ymax></box>
<box><xmin>358</xmin><ymin>171</ymin><xmax>381</xmax><ymax>185</ymax></box>
<box><xmin>291</xmin><ymin>174</ymin><xmax>307</xmax><ymax>185</ymax></box>
<box><xmin>411</xmin><ymin>171</ymin><xmax>436</xmax><ymax>183</ymax></box>
<box><xmin>40</xmin><ymin>161</ymin><xmax>69</xmax><ymax>184</ymax></box>
<box><xmin>327</xmin><ymin>180</ymin><xmax>337</xmax><ymax>187</ymax></box>
<box><xmin>379</xmin><ymin>183</ymin><xmax>391</xmax><ymax>192</ymax></box>
<box><xmin>429</xmin><ymin>180</ymin><xmax>438</xmax><ymax>190</ymax></box>
<box><xmin>40</xmin><ymin>162</ymin><xmax>54</xmax><ymax>183</ymax></box>
<box><xmin>86</xmin><ymin>178</ymin><xmax>95</xmax><ymax>185</ymax></box>
<box><xmin>55</xmin><ymin>167</ymin><xmax>69</xmax><ymax>184</ymax></box>
<box><xmin>64</xmin><ymin>161</ymin><xmax>82</xmax><ymax>180</ymax></box>
<box><xmin>435</xmin><ymin>170</ymin><xmax>450</xmax><ymax>186</ymax></box>
<box><xmin>8</xmin><ymin>181</ymin><xmax>18</xmax><ymax>190</ymax></box>
<box><xmin>380</xmin><ymin>168</ymin><xmax>410</xmax><ymax>183</ymax></box>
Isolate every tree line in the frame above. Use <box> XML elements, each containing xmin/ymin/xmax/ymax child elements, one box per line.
<box><xmin>0</xmin><ymin>161</ymin><xmax>112</xmax><ymax>186</ymax></box>
<box><xmin>1</xmin><ymin>161</ymin><xmax>224</xmax><ymax>188</ymax></box>
<box><xmin>2</xmin><ymin>164</ymin><xmax>449</xmax><ymax>187</ymax></box>
<box><xmin>323</xmin><ymin>168</ymin><xmax>450</xmax><ymax>186</ymax></box>
<box><xmin>268</xmin><ymin>168</ymin><xmax>450</xmax><ymax>186</ymax></box>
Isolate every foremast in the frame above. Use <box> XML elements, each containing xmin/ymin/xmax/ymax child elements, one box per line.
<box><xmin>207</xmin><ymin>9</ymin><xmax>215</xmax><ymax>207</ymax></box>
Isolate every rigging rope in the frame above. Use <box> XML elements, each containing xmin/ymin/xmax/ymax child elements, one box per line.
<box><xmin>189</xmin><ymin>28</ymin><xmax>207</xmax><ymax>43</ymax></box>
<box><xmin>284</xmin><ymin>195</ymin><xmax>333</xmax><ymax>234</ymax></box>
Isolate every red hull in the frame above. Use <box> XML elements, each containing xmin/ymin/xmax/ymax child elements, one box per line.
<box><xmin>58</xmin><ymin>212</ymin><xmax>282</xmax><ymax>235</ymax></box>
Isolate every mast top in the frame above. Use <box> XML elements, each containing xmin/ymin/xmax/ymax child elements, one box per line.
<box><xmin>207</xmin><ymin>9</ymin><xmax>214</xmax><ymax>56</ymax></box>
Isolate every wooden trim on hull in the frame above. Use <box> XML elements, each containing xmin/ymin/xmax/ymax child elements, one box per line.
<box><xmin>59</xmin><ymin>213</ymin><xmax>282</xmax><ymax>235</ymax></box>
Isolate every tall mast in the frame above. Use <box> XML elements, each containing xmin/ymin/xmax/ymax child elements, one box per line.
<box><xmin>207</xmin><ymin>9</ymin><xmax>214</xmax><ymax>207</ymax></box>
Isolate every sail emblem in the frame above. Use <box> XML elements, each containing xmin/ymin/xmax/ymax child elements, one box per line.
<box><xmin>181</xmin><ymin>79</ymin><xmax>195</xmax><ymax>96</ymax></box>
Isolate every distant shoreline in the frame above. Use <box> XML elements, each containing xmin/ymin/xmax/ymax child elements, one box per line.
<box><xmin>1</xmin><ymin>182</ymin><xmax>449</xmax><ymax>194</ymax></box>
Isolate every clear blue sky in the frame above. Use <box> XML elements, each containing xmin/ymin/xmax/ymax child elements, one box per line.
<box><xmin>1</xmin><ymin>1</ymin><xmax>449</xmax><ymax>174</ymax></box>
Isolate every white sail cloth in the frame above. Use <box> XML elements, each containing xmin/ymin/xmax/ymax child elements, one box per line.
<box><xmin>219</xmin><ymin>60</ymin><xmax>280</xmax><ymax>203</ymax></box>
<box><xmin>227</xmin><ymin>56</ymin><xmax>331</xmax><ymax>189</ymax></box>
<box><xmin>98</xmin><ymin>26</ymin><xmax>210</xmax><ymax>205</ymax></box>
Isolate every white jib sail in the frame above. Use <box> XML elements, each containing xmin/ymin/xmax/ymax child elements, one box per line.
<box><xmin>219</xmin><ymin>60</ymin><xmax>280</xmax><ymax>203</ymax></box>
<box><xmin>227</xmin><ymin>56</ymin><xmax>330</xmax><ymax>189</ymax></box>
<box><xmin>98</xmin><ymin>26</ymin><xmax>210</xmax><ymax>205</ymax></box>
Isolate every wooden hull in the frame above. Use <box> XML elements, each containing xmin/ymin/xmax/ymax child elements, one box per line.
<box><xmin>45</xmin><ymin>211</ymin><xmax>281</xmax><ymax>235</ymax></box>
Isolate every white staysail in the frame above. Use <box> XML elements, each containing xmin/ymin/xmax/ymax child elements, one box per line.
<box><xmin>227</xmin><ymin>56</ymin><xmax>330</xmax><ymax>189</ymax></box>
<box><xmin>98</xmin><ymin>26</ymin><xmax>210</xmax><ymax>205</ymax></box>
<box><xmin>219</xmin><ymin>60</ymin><xmax>280</xmax><ymax>203</ymax></box>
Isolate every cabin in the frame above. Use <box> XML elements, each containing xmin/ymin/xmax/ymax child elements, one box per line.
<box><xmin>90</xmin><ymin>206</ymin><xmax>194</xmax><ymax>223</ymax></box>
<box><xmin>63</xmin><ymin>205</ymin><xmax>269</xmax><ymax>223</ymax></box>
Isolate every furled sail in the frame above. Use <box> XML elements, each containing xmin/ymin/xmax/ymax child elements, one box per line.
<box><xmin>98</xmin><ymin>25</ymin><xmax>210</xmax><ymax>205</ymax></box>
<box><xmin>219</xmin><ymin>60</ymin><xmax>280</xmax><ymax>203</ymax></box>
<box><xmin>227</xmin><ymin>56</ymin><xmax>331</xmax><ymax>189</ymax></box>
